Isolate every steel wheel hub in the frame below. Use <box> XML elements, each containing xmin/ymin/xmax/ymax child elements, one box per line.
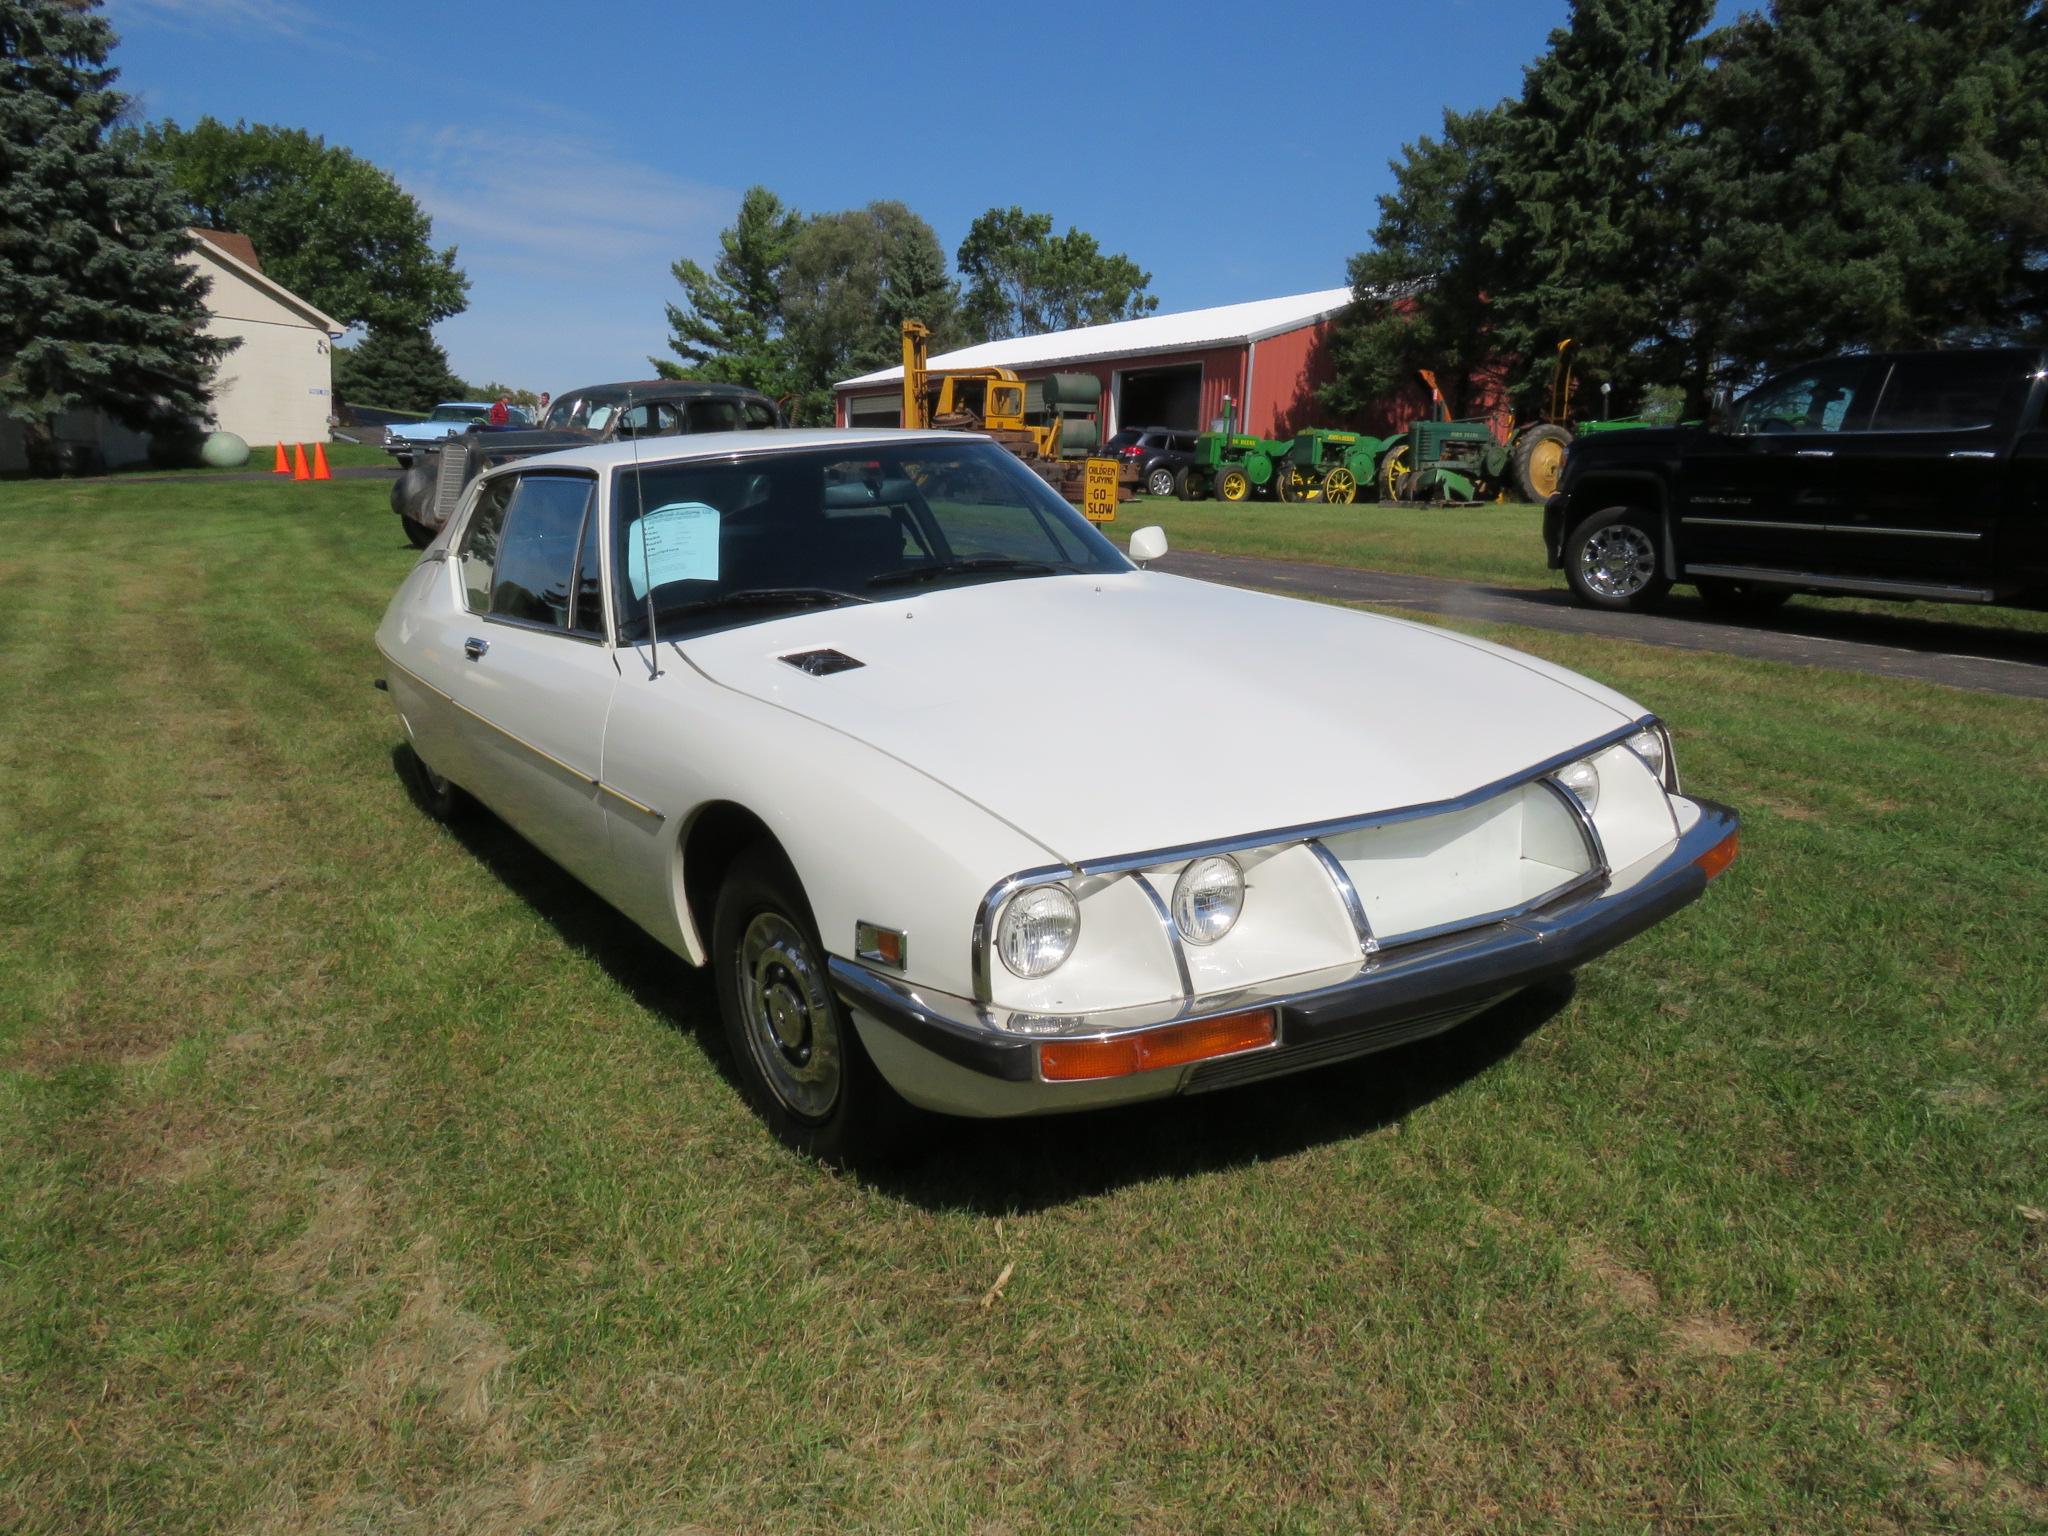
<box><xmin>737</xmin><ymin>912</ymin><xmax>841</xmax><ymax>1121</ymax></box>
<box><xmin>1581</xmin><ymin>524</ymin><xmax>1656</xmax><ymax>598</ymax></box>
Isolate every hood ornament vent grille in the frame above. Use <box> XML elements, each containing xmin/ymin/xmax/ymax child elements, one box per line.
<box><xmin>781</xmin><ymin>648</ymin><xmax>864</xmax><ymax>677</ymax></box>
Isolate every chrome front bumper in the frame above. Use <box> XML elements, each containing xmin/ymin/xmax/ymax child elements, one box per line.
<box><xmin>833</xmin><ymin>798</ymin><xmax>1738</xmax><ymax>1118</ymax></box>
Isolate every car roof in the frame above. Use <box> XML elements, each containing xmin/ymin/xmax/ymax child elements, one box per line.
<box><xmin>559</xmin><ymin>380</ymin><xmax>773</xmax><ymax>404</ymax></box>
<box><xmin>436</xmin><ymin>401</ymin><xmax>494</xmax><ymax>410</ymax></box>
<box><xmin>479</xmin><ymin>427</ymin><xmax>990</xmax><ymax>476</ymax></box>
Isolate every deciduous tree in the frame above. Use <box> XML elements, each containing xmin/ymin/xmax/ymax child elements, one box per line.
<box><xmin>956</xmin><ymin>208</ymin><xmax>1156</xmax><ymax>342</ymax></box>
<box><xmin>0</xmin><ymin>0</ymin><xmax>228</xmax><ymax>474</ymax></box>
<box><xmin>140</xmin><ymin>117</ymin><xmax>468</xmax><ymax>333</ymax></box>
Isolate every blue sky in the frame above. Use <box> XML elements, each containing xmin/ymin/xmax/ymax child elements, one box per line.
<box><xmin>105</xmin><ymin>0</ymin><xmax>1734</xmax><ymax>392</ymax></box>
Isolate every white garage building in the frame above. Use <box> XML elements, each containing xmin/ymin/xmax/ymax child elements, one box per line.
<box><xmin>0</xmin><ymin>228</ymin><xmax>343</xmax><ymax>473</ymax></box>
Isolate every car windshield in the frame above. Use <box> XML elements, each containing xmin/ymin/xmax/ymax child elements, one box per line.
<box><xmin>429</xmin><ymin>405</ymin><xmax>487</xmax><ymax>423</ymax></box>
<box><xmin>611</xmin><ymin>441</ymin><xmax>1130</xmax><ymax>642</ymax></box>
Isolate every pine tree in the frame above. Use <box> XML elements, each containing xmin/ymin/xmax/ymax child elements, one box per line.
<box><xmin>1</xmin><ymin>0</ymin><xmax>228</xmax><ymax>474</ymax></box>
<box><xmin>651</xmin><ymin>185</ymin><xmax>800</xmax><ymax>394</ymax></box>
<box><xmin>1486</xmin><ymin>0</ymin><xmax>1714</xmax><ymax>411</ymax></box>
<box><xmin>331</xmin><ymin>326</ymin><xmax>467</xmax><ymax>414</ymax></box>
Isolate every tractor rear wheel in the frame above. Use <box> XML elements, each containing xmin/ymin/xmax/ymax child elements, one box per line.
<box><xmin>1513</xmin><ymin>424</ymin><xmax>1572</xmax><ymax>503</ymax></box>
<box><xmin>1215</xmin><ymin>465</ymin><xmax>1252</xmax><ymax>503</ymax></box>
<box><xmin>1173</xmin><ymin>464</ymin><xmax>1210</xmax><ymax>501</ymax></box>
<box><xmin>1377</xmin><ymin>444</ymin><xmax>1413</xmax><ymax>502</ymax></box>
<box><xmin>1323</xmin><ymin>467</ymin><xmax>1358</xmax><ymax>505</ymax></box>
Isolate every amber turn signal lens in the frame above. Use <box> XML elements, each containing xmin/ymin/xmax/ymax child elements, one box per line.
<box><xmin>1695</xmin><ymin>829</ymin><xmax>1739</xmax><ymax>881</ymax></box>
<box><xmin>1038</xmin><ymin>1008</ymin><xmax>1277</xmax><ymax>1082</ymax></box>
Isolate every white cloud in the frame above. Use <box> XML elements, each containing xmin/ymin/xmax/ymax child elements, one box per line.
<box><xmin>110</xmin><ymin>0</ymin><xmax>331</xmax><ymax>40</ymax></box>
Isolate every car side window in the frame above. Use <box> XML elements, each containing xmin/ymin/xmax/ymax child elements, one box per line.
<box><xmin>479</xmin><ymin>474</ymin><xmax>600</xmax><ymax>635</ymax></box>
<box><xmin>744</xmin><ymin>400</ymin><xmax>778</xmax><ymax>429</ymax></box>
<box><xmin>618</xmin><ymin>401</ymin><xmax>683</xmax><ymax>438</ymax></box>
<box><xmin>1734</xmin><ymin>360</ymin><xmax>1871</xmax><ymax>434</ymax></box>
<box><xmin>457</xmin><ymin>478</ymin><xmax>515</xmax><ymax>611</ymax></box>
<box><xmin>1868</xmin><ymin>356</ymin><xmax>2018</xmax><ymax>433</ymax></box>
<box><xmin>688</xmin><ymin>399</ymin><xmax>744</xmax><ymax>433</ymax></box>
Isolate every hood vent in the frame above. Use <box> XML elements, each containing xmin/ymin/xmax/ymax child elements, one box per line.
<box><xmin>781</xmin><ymin>648</ymin><xmax>864</xmax><ymax>677</ymax></box>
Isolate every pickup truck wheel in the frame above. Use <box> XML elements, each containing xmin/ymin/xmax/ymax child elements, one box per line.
<box><xmin>713</xmin><ymin>844</ymin><xmax>902</xmax><ymax>1165</ymax></box>
<box><xmin>1146</xmin><ymin>465</ymin><xmax>1177</xmax><ymax>498</ymax></box>
<box><xmin>1173</xmin><ymin>464</ymin><xmax>1209</xmax><ymax>501</ymax></box>
<box><xmin>1695</xmin><ymin>577</ymin><xmax>1791</xmax><ymax>615</ymax></box>
<box><xmin>1564</xmin><ymin>506</ymin><xmax>1671</xmax><ymax>611</ymax></box>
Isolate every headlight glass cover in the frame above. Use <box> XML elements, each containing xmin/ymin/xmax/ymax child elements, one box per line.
<box><xmin>1555</xmin><ymin>757</ymin><xmax>1601</xmax><ymax>814</ymax></box>
<box><xmin>996</xmin><ymin>884</ymin><xmax>1080</xmax><ymax>978</ymax></box>
<box><xmin>1625</xmin><ymin>726</ymin><xmax>1669</xmax><ymax>785</ymax></box>
<box><xmin>1171</xmin><ymin>855</ymin><xmax>1245</xmax><ymax>945</ymax></box>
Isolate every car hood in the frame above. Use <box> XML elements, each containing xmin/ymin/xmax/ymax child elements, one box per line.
<box><xmin>676</xmin><ymin>572</ymin><xmax>1640</xmax><ymax>865</ymax></box>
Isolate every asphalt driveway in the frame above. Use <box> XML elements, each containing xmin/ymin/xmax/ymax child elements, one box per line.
<box><xmin>1157</xmin><ymin>548</ymin><xmax>2048</xmax><ymax>701</ymax></box>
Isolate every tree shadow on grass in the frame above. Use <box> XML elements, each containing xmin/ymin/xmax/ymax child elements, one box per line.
<box><xmin>393</xmin><ymin>745</ymin><xmax>1570</xmax><ymax>1215</ymax></box>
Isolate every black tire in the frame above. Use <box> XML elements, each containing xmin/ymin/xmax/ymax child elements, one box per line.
<box><xmin>1173</xmin><ymin>464</ymin><xmax>1209</xmax><ymax>501</ymax></box>
<box><xmin>1695</xmin><ymin>576</ymin><xmax>1791</xmax><ymax>615</ymax></box>
<box><xmin>1512</xmin><ymin>423</ymin><xmax>1573</xmax><ymax>504</ymax></box>
<box><xmin>1145</xmin><ymin>464</ymin><xmax>1177</xmax><ymax>498</ymax></box>
<box><xmin>712</xmin><ymin>843</ymin><xmax>903</xmax><ymax>1165</ymax></box>
<box><xmin>1563</xmin><ymin>506</ymin><xmax>1672</xmax><ymax>612</ymax></box>
<box><xmin>391</xmin><ymin>462</ymin><xmax>435</xmax><ymax>520</ymax></box>
<box><xmin>402</xmin><ymin>742</ymin><xmax>466</xmax><ymax>823</ymax></box>
<box><xmin>402</xmin><ymin>515</ymin><xmax>437</xmax><ymax>549</ymax></box>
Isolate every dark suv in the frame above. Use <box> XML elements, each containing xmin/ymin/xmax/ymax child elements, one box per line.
<box><xmin>392</xmin><ymin>380</ymin><xmax>781</xmax><ymax>547</ymax></box>
<box><xmin>1105</xmin><ymin>426</ymin><xmax>1199</xmax><ymax>498</ymax></box>
<box><xmin>1545</xmin><ymin>348</ymin><xmax>2048</xmax><ymax>615</ymax></box>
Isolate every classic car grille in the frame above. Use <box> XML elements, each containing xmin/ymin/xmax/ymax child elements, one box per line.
<box><xmin>433</xmin><ymin>443</ymin><xmax>470</xmax><ymax>524</ymax></box>
<box><xmin>1180</xmin><ymin>997</ymin><xmax>1502</xmax><ymax>1094</ymax></box>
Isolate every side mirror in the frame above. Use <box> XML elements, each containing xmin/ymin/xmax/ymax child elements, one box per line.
<box><xmin>1128</xmin><ymin>525</ymin><xmax>1169</xmax><ymax>566</ymax></box>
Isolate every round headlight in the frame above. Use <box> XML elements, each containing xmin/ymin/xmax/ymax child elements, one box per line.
<box><xmin>1625</xmin><ymin>726</ymin><xmax>1669</xmax><ymax>785</ymax></box>
<box><xmin>1171</xmin><ymin>855</ymin><xmax>1245</xmax><ymax>945</ymax></box>
<box><xmin>1556</xmin><ymin>757</ymin><xmax>1601</xmax><ymax>814</ymax></box>
<box><xmin>996</xmin><ymin>884</ymin><xmax>1080</xmax><ymax>978</ymax></box>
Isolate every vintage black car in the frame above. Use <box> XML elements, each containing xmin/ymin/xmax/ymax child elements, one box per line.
<box><xmin>392</xmin><ymin>380</ymin><xmax>781</xmax><ymax>547</ymax></box>
<box><xmin>1544</xmin><ymin>347</ymin><xmax>2048</xmax><ymax>615</ymax></box>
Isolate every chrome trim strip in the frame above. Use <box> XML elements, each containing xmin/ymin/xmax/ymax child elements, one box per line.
<box><xmin>1681</xmin><ymin>564</ymin><xmax>1994</xmax><ymax>602</ymax></box>
<box><xmin>1304</xmin><ymin>838</ymin><xmax>1378</xmax><ymax>958</ymax></box>
<box><xmin>1536</xmin><ymin>775</ymin><xmax>1610</xmax><ymax>880</ymax></box>
<box><xmin>969</xmin><ymin>717</ymin><xmax>1662</xmax><ymax>1007</ymax></box>
<box><xmin>1682</xmin><ymin>517</ymin><xmax>1980</xmax><ymax>542</ymax></box>
<box><xmin>482</xmin><ymin>612</ymin><xmax>611</xmax><ymax>646</ymax></box>
<box><xmin>376</xmin><ymin>650</ymin><xmax>664</xmax><ymax>822</ymax></box>
<box><xmin>1682</xmin><ymin>516</ymin><xmax>1828</xmax><ymax>532</ymax></box>
<box><xmin>1825</xmin><ymin>525</ymin><xmax>1982</xmax><ymax>541</ymax></box>
<box><xmin>1949</xmin><ymin>449</ymin><xmax>1997</xmax><ymax>459</ymax></box>
<box><xmin>1126</xmin><ymin>872</ymin><xmax>1194</xmax><ymax>998</ymax></box>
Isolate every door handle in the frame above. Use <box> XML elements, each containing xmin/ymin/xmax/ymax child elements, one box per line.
<box><xmin>1794</xmin><ymin>449</ymin><xmax>1834</xmax><ymax>458</ymax></box>
<box><xmin>464</xmin><ymin>636</ymin><xmax>489</xmax><ymax>661</ymax></box>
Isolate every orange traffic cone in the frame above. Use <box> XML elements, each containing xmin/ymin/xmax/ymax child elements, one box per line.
<box><xmin>292</xmin><ymin>443</ymin><xmax>310</xmax><ymax>481</ymax></box>
<box><xmin>273</xmin><ymin>441</ymin><xmax>290</xmax><ymax>474</ymax></box>
<box><xmin>312</xmin><ymin>442</ymin><xmax>332</xmax><ymax>481</ymax></box>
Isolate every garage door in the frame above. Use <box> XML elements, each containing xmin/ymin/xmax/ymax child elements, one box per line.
<box><xmin>1118</xmin><ymin>365</ymin><xmax>1203</xmax><ymax>431</ymax></box>
<box><xmin>846</xmin><ymin>393</ymin><xmax>902</xmax><ymax>428</ymax></box>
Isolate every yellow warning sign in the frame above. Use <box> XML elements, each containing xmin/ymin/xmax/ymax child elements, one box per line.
<box><xmin>1083</xmin><ymin>456</ymin><xmax>1118</xmax><ymax>522</ymax></box>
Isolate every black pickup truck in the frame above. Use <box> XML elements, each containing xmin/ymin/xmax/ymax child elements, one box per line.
<box><xmin>1544</xmin><ymin>347</ymin><xmax>2048</xmax><ymax>615</ymax></box>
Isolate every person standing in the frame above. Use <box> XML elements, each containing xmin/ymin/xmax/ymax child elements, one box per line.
<box><xmin>489</xmin><ymin>394</ymin><xmax>511</xmax><ymax>427</ymax></box>
<box><xmin>534</xmin><ymin>390</ymin><xmax>552</xmax><ymax>425</ymax></box>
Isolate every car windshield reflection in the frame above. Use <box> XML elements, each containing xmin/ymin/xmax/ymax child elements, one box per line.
<box><xmin>611</xmin><ymin>442</ymin><xmax>1129</xmax><ymax>641</ymax></box>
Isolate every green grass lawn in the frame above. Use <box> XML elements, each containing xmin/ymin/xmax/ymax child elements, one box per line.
<box><xmin>4</xmin><ymin>477</ymin><xmax>2046</xmax><ymax>1533</ymax></box>
<box><xmin>1117</xmin><ymin>492</ymin><xmax>2048</xmax><ymax>634</ymax></box>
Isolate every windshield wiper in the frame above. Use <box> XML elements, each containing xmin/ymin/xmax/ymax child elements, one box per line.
<box><xmin>868</xmin><ymin>557</ymin><xmax>1068</xmax><ymax>590</ymax></box>
<box><xmin>689</xmin><ymin>586</ymin><xmax>872</xmax><ymax>611</ymax></box>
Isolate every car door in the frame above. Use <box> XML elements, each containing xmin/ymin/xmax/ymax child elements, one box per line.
<box><xmin>1824</xmin><ymin>352</ymin><xmax>2028</xmax><ymax>587</ymax></box>
<box><xmin>444</xmin><ymin>470</ymin><xmax>620</xmax><ymax>887</ymax></box>
<box><xmin>1678</xmin><ymin>356</ymin><xmax>1879</xmax><ymax>575</ymax></box>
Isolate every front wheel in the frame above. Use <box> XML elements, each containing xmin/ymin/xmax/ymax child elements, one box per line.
<box><xmin>1145</xmin><ymin>465</ymin><xmax>1177</xmax><ymax>498</ymax></box>
<box><xmin>1564</xmin><ymin>506</ymin><xmax>1671</xmax><ymax>612</ymax></box>
<box><xmin>1323</xmin><ymin>466</ymin><xmax>1358</xmax><ymax>505</ymax></box>
<box><xmin>712</xmin><ymin>844</ymin><xmax>902</xmax><ymax>1165</ymax></box>
<box><xmin>1215</xmin><ymin>464</ymin><xmax>1252</xmax><ymax>503</ymax></box>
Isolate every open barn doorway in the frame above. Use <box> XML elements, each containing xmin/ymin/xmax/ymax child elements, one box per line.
<box><xmin>1115</xmin><ymin>364</ymin><xmax>1202</xmax><ymax>431</ymax></box>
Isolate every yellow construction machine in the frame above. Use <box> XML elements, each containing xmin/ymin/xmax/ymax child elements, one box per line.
<box><xmin>897</xmin><ymin>321</ymin><xmax>1122</xmax><ymax>506</ymax></box>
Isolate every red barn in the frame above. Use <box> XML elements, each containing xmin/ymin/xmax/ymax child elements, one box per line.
<box><xmin>834</xmin><ymin>287</ymin><xmax>1425</xmax><ymax>440</ymax></box>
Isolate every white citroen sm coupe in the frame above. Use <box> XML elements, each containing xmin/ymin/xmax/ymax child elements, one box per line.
<box><xmin>376</xmin><ymin>429</ymin><xmax>1739</xmax><ymax>1160</ymax></box>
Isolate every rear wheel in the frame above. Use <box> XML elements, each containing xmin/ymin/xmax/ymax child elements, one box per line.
<box><xmin>1275</xmin><ymin>465</ymin><xmax>1322</xmax><ymax>504</ymax></box>
<box><xmin>1377</xmin><ymin>443</ymin><xmax>1413</xmax><ymax>502</ymax></box>
<box><xmin>1215</xmin><ymin>464</ymin><xmax>1252</xmax><ymax>503</ymax></box>
<box><xmin>1173</xmin><ymin>464</ymin><xmax>1209</xmax><ymax>501</ymax></box>
<box><xmin>402</xmin><ymin>743</ymin><xmax>466</xmax><ymax>823</ymax></box>
<box><xmin>1513</xmin><ymin>423</ymin><xmax>1573</xmax><ymax>503</ymax></box>
<box><xmin>1695</xmin><ymin>576</ymin><xmax>1791</xmax><ymax>615</ymax></box>
<box><xmin>1145</xmin><ymin>464</ymin><xmax>1177</xmax><ymax>498</ymax></box>
<box><xmin>1564</xmin><ymin>506</ymin><xmax>1671</xmax><ymax>612</ymax></box>
<box><xmin>712</xmin><ymin>844</ymin><xmax>902</xmax><ymax>1165</ymax></box>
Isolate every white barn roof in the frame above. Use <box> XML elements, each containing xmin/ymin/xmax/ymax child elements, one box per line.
<box><xmin>836</xmin><ymin>286</ymin><xmax>1356</xmax><ymax>390</ymax></box>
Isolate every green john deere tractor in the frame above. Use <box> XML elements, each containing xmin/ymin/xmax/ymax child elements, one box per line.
<box><xmin>1176</xmin><ymin>410</ymin><xmax>1386</xmax><ymax>505</ymax></box>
